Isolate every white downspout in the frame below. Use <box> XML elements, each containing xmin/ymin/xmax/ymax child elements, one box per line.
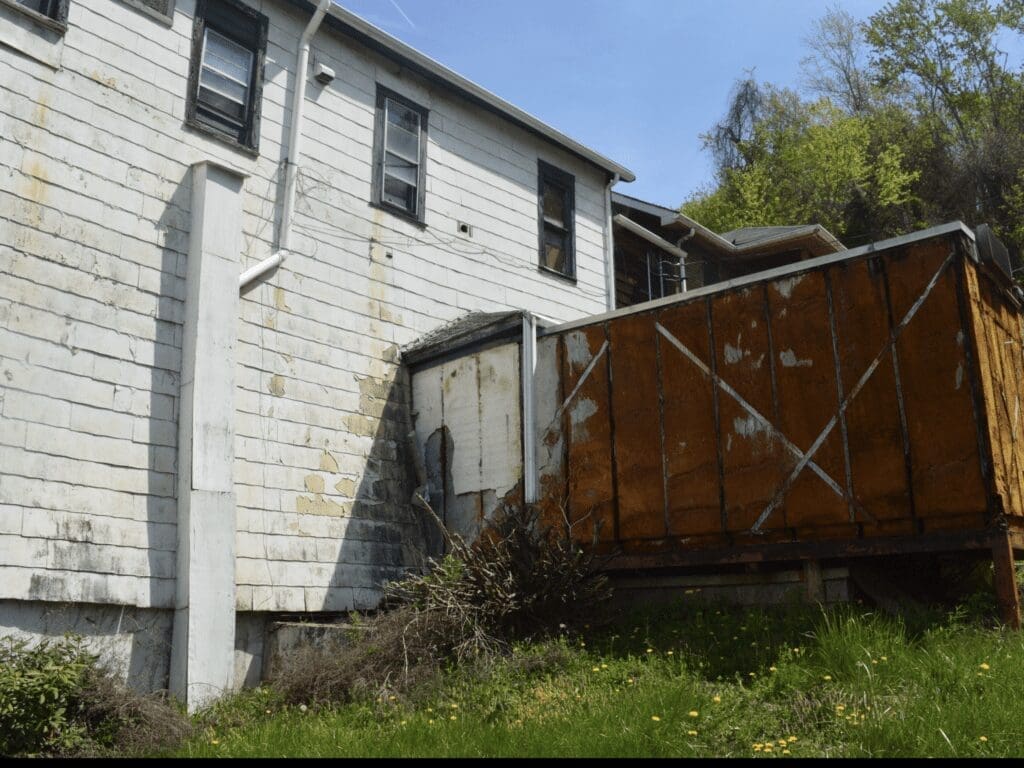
<box><xmin>521</xmin><ymin>311</ymin><xmax>538</xmax><ymax>503</ymax></box>
<box><xmin>603</xmin><ymin>173</ymin><xmax>621</xmax><ymax>311</ymax></box>
<box><xmin>239</xmin><ymin>0</ymin><xmax>333</xmax><ymax>290</ymax></box>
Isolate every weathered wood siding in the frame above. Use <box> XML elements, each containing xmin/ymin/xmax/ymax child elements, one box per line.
<box><xmin>0</xmin><ymin>0</ymin><xmax>612</xmax><ymax>616</ymax></box>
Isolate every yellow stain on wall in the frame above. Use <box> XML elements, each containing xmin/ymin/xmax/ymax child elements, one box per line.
<box><xmin>319</xmin><ymin>450</ymin><xmax>339</xmax><ymax>473</ymax></box>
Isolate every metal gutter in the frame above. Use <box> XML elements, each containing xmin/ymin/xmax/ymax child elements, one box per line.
<box><xmin>614</xmin><ymin>214</ymin><xmax>691</xmax><ymax>262</ymax></box>
<box><xmin>521</xmin><ymin>311</ymin><xmax>538</xmax><ymax>504</ymax></box>
<box><xmin>541</xmin><ymin>221</ymin><xmax>977</xmax><ymax>338</ymax></box>
<box><xmin>287</xmin><ymin>0</ymin><xmax>635</xmax><ymax>183</ymax></box>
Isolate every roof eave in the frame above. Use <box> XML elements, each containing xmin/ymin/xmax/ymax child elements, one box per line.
<box><xmin>293</xmin><ymin>0</ymin><xmax>635</xmax><ymax>182</ymax></box>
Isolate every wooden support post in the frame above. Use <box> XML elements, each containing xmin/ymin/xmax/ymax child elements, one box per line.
<box><xmin>992</xmin><ymin>533</ymin><xmax>1021</xmax><ymax>629</ymax></box>
<box><xmin>804</xmin><ymin>560</ymin><xmax>825</xmax><ymax>604</ymax></box>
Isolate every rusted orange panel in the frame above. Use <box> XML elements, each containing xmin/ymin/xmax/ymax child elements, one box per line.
<box><xmin>562</xmin><ymin>326</ymin><xmax>616</xmax><ymax>545</ymax></box>
<box><xmin>887</xmin><ymin>242</ymin><xmax>987</xmax><ymax>520</ymax></box>
<box><xmin>706</xmin><ymin>285</ymin><xmax>791</xmax><ymax>533</ymax></box>
<box><xmin>609</xmin><ymin>313</ymin><xmax>667</xmax><ymax>542</ymax></box>
<box><xmin>766</xmin><ymin>270</ymin><xmax>851</xmax><ymax>536</ymax></box>
<box><xmin>657</xmin><ymin>298</ymin><xmax>724</xmax><ymax>538</ymax></box>
<box><xmin>829</xmin><ymin>258</ymin><xmax>913</xmax><ymax>527</ymax></box>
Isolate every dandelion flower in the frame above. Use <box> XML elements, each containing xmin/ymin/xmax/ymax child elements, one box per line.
<box><xmin>450</xmin><ymin>715</ymin><xmax>457</xmax><ymax>721</ymax></box>
<box><xmin>980</xmin><ymin>736</ymin><xmax>988</xmax><ymax>742</ymax></box>
<box><xmin>428</xmin><ymin>719</ymin><xmax>434</xmax><ymax>724</ymax></box>
<box><xmin>299</xmin><ymin>704</ymin><xmax>308</xmax><ymax>713</ymax></box>
<box><xmin>880</xmin><ymin>656</ymin><xmax>887</xmax><ymax>662</ymax></box>
<box><xmin>764</xmin><ymin>744</ymin><xmax>773</xmax><ymax>752</ymax></box>
<box><xmin>689</xmin><ymin>710</ymin><xmax>699</xmax><ymax>718</ymax></box>
<box><xmin>400</xmin><ymin>720</ymin><xmax>407</xmax><ymax>726</ymax></box>
<box><xmin>769</xmin><ymin>666</ymin><xmax>777</xmax><ymax>673</ymax></box>
<box><xmin>788</xmin><ymin>736</ymin><xmax>798</xmax><ymax>742</ymax></box>
<box><xmin>823</xmin><ymin>675</ymin><xmax>832</xmax><ymax>681</ymax></box>
<box><xmin>651</xmin><ymin>715</ymin><xmax>661</xmax><ymax>722</ymax></box>
<box><xmin>667</xmin><ymin>651</ymin><xmax>674</xmax><ymax>656</ymax></box>
<box><xmin>783</xmin><ymin>749</ymin><xmax>791</xmax><ymax>755</ymax></box>
<box><xmin>836</xmin><ymin>704</ymin><xmax>846</xmax><ymax>712</ymax></box>
<box><xmin>210</xmin><ymin>740</ymin><xmax>220</xmax><ymax>746</ymax></box>
<box><xmin>980</xmin><ymin>663</ymin><xmax>990</xmax><ymax>671</ymax></box>
<box><xmin>647</xmin><ymin>648</ymin><xmax>654</xmax><ymax>654</ymax></box>
<box><xmin>748</xmin><ymin>672</ymin><xmax>756</xmax><ymax>677</ymax></box>
<box><xmin>779</xmin><ymin>740</ymin><xmax>787</xmax><ymax>746</ymax></box>
<box><xmin>450</xmin><ymin>704</ymin><xmax>459</xmax><ymax>709</ymax></box>
<box><xmin>592</xmin><ymin>666</ymin><xmax>601</xmax><ymax>672</ymax></box>
<box><xmin>265</xmin><ymin>709</ymin><xmax>272</xmax><ymax>715</ymax></box>
<box><xmin>601</xmin><ymin>663</ymin><xmax>608</xmax><ymax>669</ymax></box>
<box><xmin>713</xmin><ymin>695</ymin><xmax>722</xmax><ymax>704</ymax></box>
<box><xmin>628</xmin><ymin>678</ymin><xmax>635</xmax><ymax>684</ymax></box>
<box><xmin>871</xmin><ymin>660</ymin><xmax>878</xmax><ymax>665</ymax></box>
<box><xmin>688</xmin><ymin>729</ymin><xmax>698</xmax><ymax>736</ymax></box>
<box><xmin>753</xmin><ymin>743</ymin><xmax>763</xmax><ymax>751</ymax></box>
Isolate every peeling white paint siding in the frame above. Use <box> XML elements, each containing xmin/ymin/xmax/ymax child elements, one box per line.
<box><xmin>1</xmin><ymin>0</ymin><xmax>615</xmax><ymax>684</ymax></box>
<box><xmin>410</xmin><ymin>343</ymin><xmax>522</xmax><ymax>543</ymax></box>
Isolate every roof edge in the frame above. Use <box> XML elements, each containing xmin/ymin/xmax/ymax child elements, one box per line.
<box><xmin>294</xmin><ymin>1</ymin><xmax>635</xmax><ymax>182</ymax></box>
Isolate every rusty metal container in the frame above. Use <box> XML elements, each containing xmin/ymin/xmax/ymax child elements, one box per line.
<box><xmin>406</xmin><ymin>223</ymin><xmax>1024</xmax><ymax>622</ymax></box>
<box><xmin>533</xmin><ymin>223</ymin><xmax>1024</xmax><ymax>589</ymax></box>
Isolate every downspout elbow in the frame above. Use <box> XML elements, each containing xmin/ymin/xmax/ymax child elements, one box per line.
<box><xmin>239</xmin><ymin>0</ymin><xmax>332</xmax><ymax>291</ymax></box>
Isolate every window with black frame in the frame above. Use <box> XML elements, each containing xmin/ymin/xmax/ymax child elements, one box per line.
<box><xmin>538</xmin><ymin>160</ymin><xmax>575</xmax><ymax>279</ymax></box>
<box><xmin>13</xmin><ymin>0</ymin><xmax>67</xmax><ymax>24</ymax></box>
<box><xmin>186</xmin><ymin>0</ymin><xmax>267</xmax><ymax>152</ymax></box>
<box><xmin>372</xmin><ymin>87</ymin><xmax>428</xmax><ymax>223</ymax></box>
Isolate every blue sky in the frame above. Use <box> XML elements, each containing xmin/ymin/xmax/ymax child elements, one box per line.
<box><xmin>338</xmin><ymin>0</ymin><xmax>896</xmax><ymax>207</ymax></box>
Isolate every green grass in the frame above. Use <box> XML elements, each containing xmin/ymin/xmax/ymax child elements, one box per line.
<box><xmin>169</xmin><ymin>598</ymin><xmax>1024</xmax><ymax>758</ymax></box>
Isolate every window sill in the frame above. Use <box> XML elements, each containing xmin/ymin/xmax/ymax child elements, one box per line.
<box><xmin>0</xmin><ymin>0</ymin><xmax>66</xmax><ymax>33</ymax></box>
<box><xmin>538</xmin><ymin>264</ymin><xmax>578</xmax><ymax>284</ymax></box>
<box><xmin>184</xmin><ymin>116</ymin><xmax>260</xmax><ymax>158</ymax></box>
<box><xmin>369</xmin><ymin>200</ymin><xmax>427</xmax><ymax>230</ymax></box>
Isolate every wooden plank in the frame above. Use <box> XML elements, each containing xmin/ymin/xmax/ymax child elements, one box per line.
<box><xmin>534</xmin><ymin>335</ymin><xmax>568</xmax><ymax>531</ymax></box>
<box><xmin>887</xmin><ymin>241</ymin><xmax>988</xmax><ymax>522</ymax></box>
<box><xmin>829</xmin><ymin>258</ymin><xmax>914</xmax><ymax>531</ymax></box>
<box><xmin>710</xmin><ymin>285</ymin><xmax>788</xmax><ymax>534</ymax></box>
<box><xmin>658</xmin><ymin>299</ymin><xmax>724</xmax><ymax>538</ymax></box>
<box><xmin>562</xmin><ymin>326</ymin><xmax>616</xmax><ymax>546</ymax></box>
<box><xmin>477</xmin><ymin>344</ymin><xmax>522</xmax><ymax>518</ymax></box>
<box><xmin>767</xmin><ymin>270</ymin><xmax>852</xmax><ymax>536</ymax></box>
<box><xmin>440</xmin><ymin>355</ymin><xmax>482</xmax><ymax>542</ymax></box>
<box><xmin>609</xmin><ymin>313</ymin><xmax>666</xmax><ymax>543</ymax></box>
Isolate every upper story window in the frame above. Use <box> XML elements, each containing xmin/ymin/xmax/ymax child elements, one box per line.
<box><xmin>538</xmin><ymin>160</ymin><xmax>576</xmax><ymax>280</ymax></box>
<box><xmin>372</xmin><ymin>86</ymin><xmax>428</xmax><ymax>224</ymax></box>
<box><xmin>186</xmin><ymin>0</ymin><xmax>267</xmax><ymax>153</ymax></box>
<box><xmin>12</xmin><ymin>0</ymin><xmax>68</xmax><ymax>26</ymax></box>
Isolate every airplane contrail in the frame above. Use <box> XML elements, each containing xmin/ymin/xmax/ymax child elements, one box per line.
<box><xmin>388</xmin><ymin>0</ymin><xmax>416</xmax><ymax>29</ymax></box>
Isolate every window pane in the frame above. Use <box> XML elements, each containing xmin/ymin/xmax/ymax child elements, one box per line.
<box><xmin>198</xmin><ymin>86</ymin><xmax>246</xmax><ymax>125</ymax></box>
<box><xmin>384</xmin><ymin>153</ymin><xmax>418</xmax><ymax>186</ymax></box>
<box><xmin>383</xmin><ymin>176</ymin><xmax>416</xmax><ymax>213</ymax></box>
<box><xmin>386</xmin><ymin>99</ymin><xmax>420</xmax><ymax>134</ymax></box>
<box><xmin>16</xmin><ymin>0</ymin><xmax>53</xmax><ymax>16</ymax></box>
<box><xmin>386</xmin><ymin>121</ymin><xmax>419</xmax><ymax>163</ymax></box>
<box><xmin>542</xmin><ymin>226</ymin><xmax>568</xmax><ymax>273</ymax></box>
<box><xmin>542</xmin><ymin>182</ymin><xmax>565</xmax><ymax>226</ymax></box>
<box><xmin>203</xmin><ymin>29</ymin><xmax>253</xmax><ymax>86</ymax></box>
<box><xmin>200</xmin><ymin>68</ymin><xmax>248</xmax><ymax>106</ymax></box>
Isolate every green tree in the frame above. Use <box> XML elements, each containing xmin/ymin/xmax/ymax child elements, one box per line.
<box><xmin>684</xmin><ymin>88</ymin><xmax>919</xmax><ymax>243</ymax></box>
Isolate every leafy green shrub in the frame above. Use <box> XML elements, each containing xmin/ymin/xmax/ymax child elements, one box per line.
<box><xmin>0</xmin><ymin>634</ymin><xmax>191</xmax><ymax>757</ymax></box>
<box><xmin>0</xmin><ymin>635</ymin><xmax>94</xmax><ymax>756</ymax></box>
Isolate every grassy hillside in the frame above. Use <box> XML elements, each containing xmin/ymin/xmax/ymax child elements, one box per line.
<box><xmin>171</xmin><ymin>597</ymin><xmax>1024</xmax><ymax>758</ymax></box>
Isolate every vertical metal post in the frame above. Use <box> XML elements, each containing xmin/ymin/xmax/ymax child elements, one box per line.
<box><xmin>992</xmin><ymin>533</ymin><xmax>1021</xmax><ymax>629</ymax></box>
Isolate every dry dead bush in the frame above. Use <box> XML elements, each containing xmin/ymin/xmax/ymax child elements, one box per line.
<box><xmin>72</xmin><ymin>668</ymin><xmax>192</xmax><ymax>756</ymax></box>
<box><xmin>271</xmin><ymin>501</ymin><xmax>611</xmax><ymax>706</ymax></box>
